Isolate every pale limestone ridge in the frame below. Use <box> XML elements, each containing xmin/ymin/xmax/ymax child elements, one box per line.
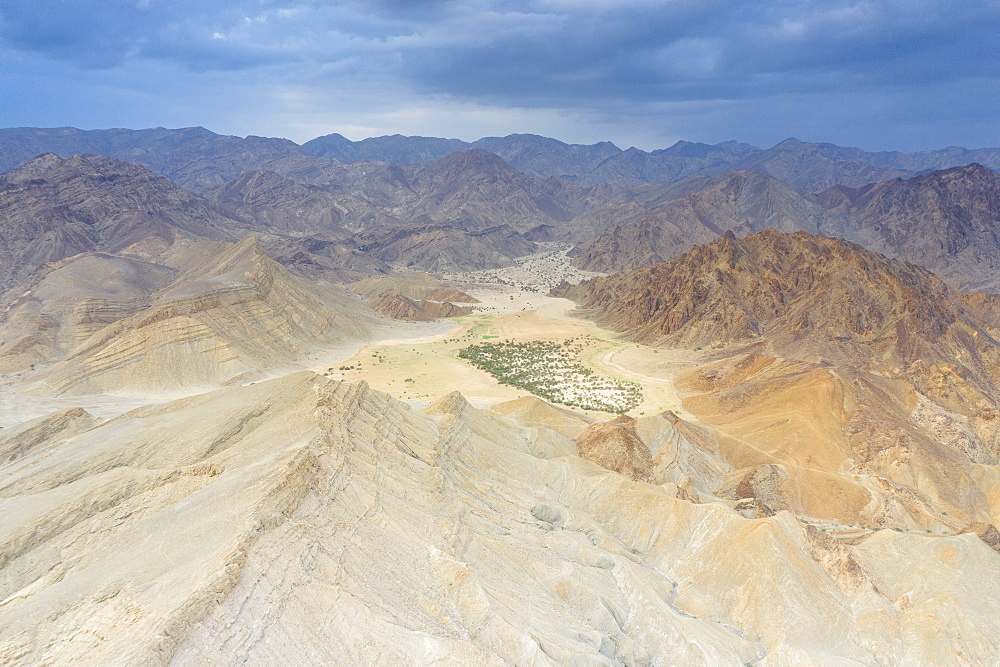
<box><xmin>0</xmin><ymin>407</ymin><xmax>103</xmax><ymax>464</ymax></box>
<box><xmin>8</xmin><ymin>238</ymin><xmax>385</xmax><ymax>396</ymax></box>
<box><xmin>1</xmin><ymin>373</ymin><xmax>999</xmax><ymax>663</ymax></box>
<box><xmin>0</xmin><ymin>253</ymin><xmax>178</xmax><ymax>373</ymax></box>
<box><xmin>352</xmin><ymin>272</ymin><xmax>478</xmax><ymax>321</ymax></box>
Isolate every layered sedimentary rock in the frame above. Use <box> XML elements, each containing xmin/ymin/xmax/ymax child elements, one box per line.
<box><xmin>9</xmin><ymin>238</ymin><xmax>382</xmax><ymax>395</ymax></box>
<box><xmin>677</xmin><ymin>352</ymin><xmax>1000</xmax><ymax>531</ymax></box>
<box><xmin>366</xmin><ymin>292</ymin><xmax>474</xmax><ymax>321</ymax></box>
<box><xmin>0</xmin><ymin>253</ymin><xmax>177</xmax><ymax>373</ymax></box>
<box><xmin>352</xmin><ymin>273</ymin><xmax>477</xmax><ymax>321</ymax></box>
<box><xmin>3</xmin><ymin>373</ymin><xmax>1000</xmax><ymax>664</ymax></box>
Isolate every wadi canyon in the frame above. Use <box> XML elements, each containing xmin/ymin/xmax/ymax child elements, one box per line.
<box><xmin>1</xmin><ymin>127</ymin><xmax>1000</xmax><ymax>665</ymax></box>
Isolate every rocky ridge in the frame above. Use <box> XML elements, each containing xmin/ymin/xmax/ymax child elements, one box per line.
<box><xmin>818</xmin><ymin>163</ymin><xmax>1000</xmax><ymax>291</ymax></box>
<box><xmin>557</xmin><ymin>229</ymin><xmax>1000</xmax><ymax>547</ymax></box>
<box><xmin>571</xmin><ymin>169</ymin><xmax>859</xmax><ymax>272</ymax></box>
<box><xmin>556</xmin><ymin>230</ymin><xmax>1000</xmax><ymax>404</ymax></box>
<box><xmin>2</xmin><ymin>373</ymin><xmax>1000</xmax><ymax>664</ymax></box>
<box><xmin>210</xmin><ymin>170</ymin><xmax>349</xmax><ymax>235</ymax></box>
<box><xmin>0</xmin><ymin>154</ymin><xmax>241</xmax><ymax>291</ymax></box>
<box><xmin>352</xmin><ymin>272</ymin><xmax>478</xmax><ymax>321</ymax></box>
<box><xmin>1</xmin><ymin>237</ymin><xmax>385</xmax><ymax>395</ymax></box>
<box><xmin>353</xmin><ymin>223</ymin><xmax>537</xmax><ymax>273</ymax></box>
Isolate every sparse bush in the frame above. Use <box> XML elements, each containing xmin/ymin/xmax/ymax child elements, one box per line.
<box><xmin>458</xmin><ymin>339</ymin><xmax>641</xmax><ymax>413</ymax></box>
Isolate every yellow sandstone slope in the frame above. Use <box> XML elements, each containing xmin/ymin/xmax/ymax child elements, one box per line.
<box><xmin>678</xmin><ymin>353</ymin><xmax>1000</xmax><ymax>533</ymax></box>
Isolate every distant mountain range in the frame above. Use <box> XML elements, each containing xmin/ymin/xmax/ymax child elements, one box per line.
<box><xmin>817</xmin><ymin>163</ymin><xmax>1000</xmax><ymax>292</ymax></box>
<box><xmin>306</xmin><ymin>132</ymin><xmax>1000</xmax><ymax>189</ymax></box>
<box><xmin>572</xmin><ymin>163</ymin><xmax>1000</xmax><ymax>293</ymax></box>
<box><xmin>2</xmin><ymin>126</ymin><xmax>1000</xmax><ymax>294</ymax></box>
<box><xmin>569</xmin><ymin>169</ymin><xmax>858</xmax><ymax>272</ymax></box>
<box><xmin>0</xmin><ymin>150</ymin><xmax>563</xmax><ymax>287</ymax></box>
<box><xmin>2</xmin><ymin>126</ymin><xmax>999</xmax><ymax>191</ymax></box>
<box><xmin>0</xmin><ymin>126</ymin><xmax>324</xmax><ymax>190</ymax></box>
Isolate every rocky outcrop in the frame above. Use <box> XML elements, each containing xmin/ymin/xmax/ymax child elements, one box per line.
<box><xmin>717</xmin><ymin>464</ymin><xmax>793</xmax><ymax>518</ymax></box>
<box><xmin>818</xmin><ymin>163</ymin><xmax>1000</xmax><ymax>291</ymax></box>
<box><xmin>0</xmin><ymin>407</ymin><xmax>103</xmax><ymax>464</ymax></box>
<box><xmin>352</xmin><ymin>272</ymin><xmax>476</xmax><ymax>304</ymax></box>
<box><xmin>673</xmin><ymin>350</ymin><xmax>1000</xmax><ymax>533</ymax></box>
<box><xmin>367</xmin><ymin>292</ymin><xmax>474</xmax><ymax>321</ymax></box>
<box><xmin>556</xmin><ymin>229</ymin><xmax>1000</xmax><ymax>411</ymax></box>
<box><xmin>575</xmin><ymin>416</ymin><xmax>654</xmax><ymax>482</ymax></box>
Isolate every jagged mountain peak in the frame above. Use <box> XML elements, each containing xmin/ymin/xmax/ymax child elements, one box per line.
<box><xmin>816</xmin><ymin>162</ymin><xmax>1000</xmax><ymax>291</ymax></box>
<box><xmin>570</xmin><ymin>167</ymin><xmax>856</xmax><ymax>272</ymax></box>
<box><xmin>773</xmin><ymin>137</ymin><xmax>806</xmax><ymax>148</ymax></box>
<box><xmin>920</xmin><ymin>161</ymin><xmax>995</xmax><ymax>181</ymax></box>
<box><xmin>556</xmin><ymin>228</ymin><xmax>1000</xmax><ymax>410</ymax></box>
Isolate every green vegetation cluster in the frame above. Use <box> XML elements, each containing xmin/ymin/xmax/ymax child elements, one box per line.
<box><xmin>458</xmin><ymin>339</ymin><xmax>641</xmax><ymax>413</ymax></box>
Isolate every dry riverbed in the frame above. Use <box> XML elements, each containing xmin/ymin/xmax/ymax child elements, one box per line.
<box><xmin>316</xmin><ymin>245</ymin><xmax>704</xmax><ymax>418</ymax></box>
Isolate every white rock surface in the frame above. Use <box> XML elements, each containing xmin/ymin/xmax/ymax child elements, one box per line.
<box><xmin>0</xmin><ymin>373</ymin><xmax>999</xmax><ymax>664</ymax></box>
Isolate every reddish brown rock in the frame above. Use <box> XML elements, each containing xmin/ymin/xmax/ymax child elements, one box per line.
<box><xmin>575</xmin><ymin>415</ymin><xmax>654</xmax><ymax>482</ymax></box>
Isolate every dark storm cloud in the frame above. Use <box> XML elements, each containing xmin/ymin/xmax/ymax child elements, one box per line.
<box><xmin>0</xmin><ymin>0</ymin><xmax>152</xmax><ymax>68</ymax></box>
<box><xmin>0</xmin><ymin>1</ymin><xmax>308</xmax><ymax>70</ymax></box>
<box><xmin>0</xmin><ymin>0</ymin><xmax>997</xmax><ymax>149</ymax></box>
<box><xmin>398</xmin><ymin>0</ymin><xmax>1000</xmax><ymax>105</ymax></box>
<box><xmin>6</xmin><ymin>1</ymin><xmax>995</xmax><ymax>93</ymax></box>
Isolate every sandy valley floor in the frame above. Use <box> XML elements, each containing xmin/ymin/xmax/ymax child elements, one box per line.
<box><xmin>314</xmin><ymin>245</ymin><xmax>704</xmax><ymax>418</ymax></box>
<box><xmin>0</xmin><ymin>245</ymin><xmax>694</xmax><ymax>426</ymax></box>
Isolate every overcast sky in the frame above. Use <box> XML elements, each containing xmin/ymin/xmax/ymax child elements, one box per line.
<box><xmin>1</xmin><ymin>0</ymin><xmax>996</xmax><ymax>151</ymax></box>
